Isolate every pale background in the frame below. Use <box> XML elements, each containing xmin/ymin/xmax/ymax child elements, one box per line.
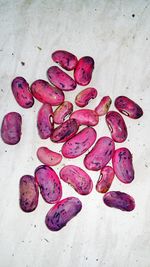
<box><xmin>0</xmin><ymin>1</ymin><xmax>150</xmax><ymax>266</ymax></box>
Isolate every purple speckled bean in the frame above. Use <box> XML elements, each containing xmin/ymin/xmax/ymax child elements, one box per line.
<box><xmin>51</xmin><ymin>50</ymin><xmax>78</xmax><ymax>71</ymax></box>
<box><xmin>35</xmin><ymin>165</ymin><xmax>62</xmax><ymax>204</ymax></box>
<box><xmin>115</xmin><ymin>96</ymin><xmax>143</xmax><ymax>119</ymax></box>
<box><xmin>37</xmin><ymin>147</ymin><xmax>62</xmax><ymax>166</ymax></box>
<box><xmin>60</xmin><ymin>165</ymin><xmax>93</xmax><ymax>195</ymax></box>
<box><xmin>75</xmin><ymin>87</ymin><xmax>98</xmax><ymax>107</ymax></box>
<box><xmin>37</xmin><ymin>103</ymin><xmax>54</xmax><ymax>139</ymax></box>
<box><xmin>47</xmin><ymin>66</ymin><xmax>77</xmax><ymax>91</ymax></box>
<box><xmin>19</xmin><ymin>175</ymin><xmax>39</xmax><ymax>212</ymax></box>
<box><xmin>62</xmin><ymin>127</ymin><xmax>97</xmax><ymax>158</ymax></box>
<box><xmin>112</xmin><ymin>147</ymin><xmax>134</xmax><ymax>184</ymax></box>
<box><xmin>84</xmin><ymin>136</ymin><xmax>115</xmax><ymax>171</ymax></box>
<box><xmin>70</xmin><ymin>109</ymin><xmax>99</xmax><ymax>126</ymax></box>
<box><xmin>50</xmin><ymin>118</ymin><xmax>79</xmax><ymax>143</ymax></box>
<box><xmin>103</xmin><ymin>191</ymin><xmax>135</xmax><ymax>211</ymax></box>
<box><xmin>45</xmin><ymin>197</ymin><xmax>82</xmax><ymax>231</ymax></box>
<box><xmin>53</xmin><ymin>101</ymin><xmax>73</xmax><ymax>124</ymax></box>
<box><xmin>74</xmin><ymin>56</ymin><xmax>94</xmax><ymax>86</ymax></box>
<box><xmin>1</xmin><ymin>112</ymin><xmax>22</xmax><ymax>145</ymax></box>
<box><xmin>11</xmin><ymin>77</ymin><xmax>34</xmax><ymax>108</ymax></box>
<box><xmin>95</xmin><ymin>96</ymin><xmax>112</xmax><ymax>116</ymax></box>
<box><xmin>105</xmin><ymin>111</ymin><xmax>127</xmax><ymax>143</ymax></box>
<box><xmin>96</xmin><ymin>166</ymin><xmax>114</xmax><ymax>193</ymax></box>
<box><xmin>30</xmin><ymin>79</ymin><xmax>64</xmax><ymax>106</ymax></box>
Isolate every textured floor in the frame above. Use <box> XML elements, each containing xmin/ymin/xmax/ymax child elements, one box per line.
<box><xmin>0</xmin><ymin>1</ymin><xmax>150</xmax><ymax>266</ymax></box>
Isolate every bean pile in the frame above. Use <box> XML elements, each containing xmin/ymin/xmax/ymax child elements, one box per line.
<box><xmin>1</xmin><ymin>50</ymin><xmax>143</xmax><ymax>231</ymax></box>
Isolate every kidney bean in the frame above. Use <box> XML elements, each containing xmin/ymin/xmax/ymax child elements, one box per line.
<box><xmin>60</xmin><ymin>165</ymin><xmax>93</xmax><ymax>195</ymax></box>
<box><xmin>45</xmin><ymin>197</ymin><xmax>82</xmax><ymax>231</ymax></box>
<box><xmin>95</xmin><ymin>96</ymin><xmax>112</xmax><ymax>116</ymax></box>
<box><xmin>62</xmin><ymin>127</ymin><xmax>97</xmax><ymax>158</ymax></box>
<box><xmin>70</xmin><ymin>109</ymin><xmax>99</xmax><ymax>126</ymax></box>
<box><xmin>105</xmin><ymin>111</ymin><xmax>127</xmax><ymax>143</ymax></box>
<box><xmin>112</xmin><ymin>147</ymin><xmax>134</xmax><ymax>183</ymax></box>
<box><xmin>37</xmin><ymin>103</ymin><xmax>54</xmax><ymax>139</ymax></box>
<box><xmin>50</xmin><ymin>118</ymin><xmax>79</xmax><ymax>143</ymax></box>
<box><xmin>37</xmin><ymin>147</ymin><xmax>62</xmax><ymax>166</ymax></box>
<box><xmin>74</xmin><ymin>56</ymin><xmax>94</xmax><ymax>86</ymax></box>
<box><xmin>19</xmin><ymin>175</ymin><xmax>39</xmax><ymax>212</ymax></box>
<box><xmin>53</xmin><ymin>101</ymin><xmax>73</xmax><ymax>124</ymax></box>
<box><xmin>75</xmin><ymin>87</ymin><xmax>98</xmax><ymax>107</ymax></box>
<box><xmin>47</xmin><ymin>66</ymin><xmax>76</xmax><ymax>91</ymax></box>
<box><xmin>115</xmin><ymin>96</ymin><xmax>143</xmax><ymax>119</ymax></box>
<box><xmin>103</xmin><ymin>191</ymin><xmax>135</xmax><ymax>211</ymax></box>
<box><xmin>30</xmin><ymin>79</ymin><xmax>64</xmax><ymax>106</ymax></box>
<box><xmin>1</xmin><ymin>112</ymin><xmax>22</xmax><ymax>145</ymax></box>
<box><xmin>51</xmin><ymin>50</ymin><xmax>78</xmax><ymax>71</ymax></box>
<box><xmin>35</xmin><ymin>165</ymin><xmax>62</xmax><ymax>204</ymax></box>
<box><xmin>84</xmin><ymin>136</ymin><xmax>115</xmax><ymax>171</ymax></box>
<box><xmin>11</xmin><ymin>77</ymin><xmax>34</xmax><ymax>108</ymax></box>
<box><xmin>96</xmin><ymin>166</ymin><xmax>114</xmax><ymax>193</ymax></box>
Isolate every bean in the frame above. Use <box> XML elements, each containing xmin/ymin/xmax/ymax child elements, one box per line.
<box><xmin>1</xmin><ymin>112</ymin><xmax>22</xmax><ymax>145</ymax></box>
<box><xmin>12</xmin><ymin>77</ymin><xmax>34</xmax><ymax>108</ymax></box>
<box><xmin>37</xmin><ymin>103</ymin><xmax>54</xmax><ymax>139</ymax></box>
<box><xmin>52</xmin><ymin>50</ymin><xmax>78</xmax><ymax>71</ymax></box>
<box><xmin>45</xmin><ymin>197</ymin><xmax>82</xmax><ymax>231</ymax></box>
<box><xmin>96</xmin><ymin>166</ymin><xmax>114</xmax><ymax>193</ymax></box>
<box><xmin>19</xmin><ymin>175</ymin><xmax>39</xmax><ymax>212</ymax></box>
<box><xmin>95</xmin><ymin>96</ymin><xmax>112</xmax><ymax>116</ymax></box>
<box><xmin>70</xmin><ymin>109</ymin><xmax>99</xmax><ymax>126</ymax></box>
<box><xmin>115</xmin><ymin>96</ymin><xmax>143</xmax><ymax>119</ymax></box>
<box><xmin>50</xmin><ymin>118</ymin><xmax>79</xmax><ymax>143</ymax></box>
<box><xmin>74</xmin><ymin>56</ymin><xmax>94</xmax><ymax>86</ymax></box>
<box><xmin>35</xmin><ymin>165</ymin><xmax>62</xmax><ymax>204</ymax></box>
<box><xmin>84</xmin><ymin>136</ymin><xmax>115</xmax><ymax>171</ymax></box>
<box><xmin>47</xmin><ymin>66</ymin><xmax>76</xmax><ymax>91</ymax></box>
<box><xmin>75</xmin><ymin>87</ymin><xmax>98</xmax><ymax>107</ymax></box>
<box><xmin>53</xmin><ymin>101</ymin><xmax>73</xmax><ymax>124</ymax></box>
<box><xmin>30</xmin><ymin>79</ymin><xmax>64</xmax><ymax>106</ymax></box>
<box><xmin>105</xmin><ymin>111</ymin><xmax>127</xmax><ymax>143</ymax></box>
<box><xmin>112</xmin><ymin>147</ymin><xmax>134</xmax><ymax>183</ymax></box>
<box><xmin>62</xmin><ymin>127</ymin><xmax>97</xmax><ymax>158</ymax></box>
<box><xmin>37</xmin><ymin>147</ymin><xmax>62</xmax><ymax>166</ymax></box>
<box><xmin>103</xmin><ymin>191</ymin><xmax>135</xmax><ymax>211</ymax></box>
<box><xmin>60</xmin><ymin>165</ymin><xmax>93</xmax><ymax>195</ymax></box>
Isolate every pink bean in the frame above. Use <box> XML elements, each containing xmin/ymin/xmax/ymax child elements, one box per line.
<box><xmin>19</xmin><ymin>175</ymin><xmax>39</xmax><ymax>212</ymax></box>
<box><xmin>47</xmin><ymin>66</ymin><xmax>76</xmax><ymax>91</ymax></box>
<box><xmin>112</xmin><ymin>147</ymin><xmax>134</xmax><ymax>184</ymax></box>
<box><xmin>84</xmin><ymin>136</ymin><xmax>115</xmax><ymax>171</ymax></box>
<box><xmin>62</xmin><ymin>127</ymin><xmax>97</xmax><ymax>158</ymax></box>
<box><xmin>95</xmin><ymin>96</ymin><xmax>112</xmax><ymax>116</ymax></box>
<box><xmin>103</xmin><ymin>191</ymin><xmax>135</xmax><ymax>211</ymax></box>
<box><xmin>74</xmin><ymin>56</ymin><xmax>94</xmax><ymax>86</ymax></box>
<box><xmin>37</xmin><ymin>103</ymin><xmax>54</xmax><ymax>139</ymax></box>
<box><xmin>105</xmin><ymin>111</ymin><xmax>127</xmax><ymax>143</ymax></box>
<box><xmin>30</xmin><ymin>79</ymin><xmax>64</xmax><ymax>106</ymax></box>
<box><xmin>60</xmin><ymin>165</ymin><xmax>93</xmax><ymax>195</ymax></box>
<box><xmin>50</xmin><ymin>118</ymin><xmax>79</xmax><ymax>143</ymax></box>
<box><xmin>45</xmin><ymin>197</ymin><xmax>82</xmax><ymax>231</ymax></box>
<box><xmin>11</xmin><ymin>77</ymin><xmax>34</xmax><ymax>108</ymax></box>
<box><xmin>115</xmin><ymin>96</ymin><xmax>143</xmax><ymax>119</ymax></box>
<box><xmin>75</xmin><ymin>87</ymin><xmax>98</xmax><ymax>107</ymax></box>
<box><xmin>37</xmin><ymin>147</ymin><xmax>62</xmax><ymax>166</ymax></box>
<box><xmin>53</xmin><ymin>101</ymin><xmax>73</xmax><ymax>124</ymax></box>
<box><xmin>1</xmin><ymin>112</ymin><xmax>22</xmax><ymax>145</ymax></box>
<box><xmin>51</xmin><ymin>50</ymin><xmax>78</xmax><ymax>71</ymax></box>
<box><xmin>70</xmin><ymin>109</ymin><xmax>99</xmax><ymax>126</ymax></box>
<box><xmin>35</xmin><ymin>165</ymin><xmax>62</xmax><ymax>204</ymax></box>
<box><xmin>96</xmin><ymin>166</ymin><xmax>114</xmax><ymax>193</ymax></box>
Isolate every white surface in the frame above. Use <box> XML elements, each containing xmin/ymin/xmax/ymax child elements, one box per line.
<box><xmin>0</xmin><ymin>1</ymin><xmax>150</xmax><ymax>266</ymax></box>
